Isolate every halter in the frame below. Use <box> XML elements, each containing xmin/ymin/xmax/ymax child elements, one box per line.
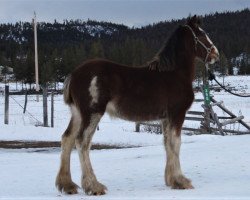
<box><xmin>184</xmin><ymin>25</ymin><xmax>215</xmax><ymax>64</ymax></box>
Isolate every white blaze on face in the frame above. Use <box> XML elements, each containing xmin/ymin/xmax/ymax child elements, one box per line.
<box><xmin>199</xmin><ymin>27</ymin><xmax>213</xmax><ymax>43</ymax></box>
<box><xmin>89</xmin><ymin>76</ymin><xmax>99</xmax><ymax>106</ymax></box>
<box><xmin>199</xmin><ymin>27</ymin><xmax>219</xmax><ymax>64</ymax></box>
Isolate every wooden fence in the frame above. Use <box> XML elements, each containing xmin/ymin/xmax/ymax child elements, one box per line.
<box><xmin>135</xmin><ymin>97</ymin><xmax>250</xmax><ymax>135</ymax></box>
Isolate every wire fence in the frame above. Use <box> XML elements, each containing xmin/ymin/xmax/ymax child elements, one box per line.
<box><xmin>0</xmin><ymin>92</ymin><xmax>69</xmax><ymax>127</ymax></box>
<box><xmin>0</xmin><ymin>92</ymin><xmax>132</xmax><ymax>129</ymax></box>
<box><xmin>1</xmin><ymin>85</ymin><xmax>250</xmax><ymax>135</ymax></box>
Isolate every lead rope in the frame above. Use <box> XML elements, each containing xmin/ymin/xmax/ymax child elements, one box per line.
<box><xmin>207</xmin><ymin>68</ymin><xmax>250</xmax><ymax>98</ymax></box>
<box><xmin>186</xmin><ymin>25</ymin><xmax>250</xmax><ymax>97</ymax></box>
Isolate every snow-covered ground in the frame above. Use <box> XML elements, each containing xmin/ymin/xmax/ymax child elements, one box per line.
<box><xmin>0</xmin><ymin>75</ymin><xmax>250</xmax><ymax>199</ymax></box>
<box><xmin>1</xmin><ymin>135</ymin><xmax>250</xmax><ymax>199</ymax></box>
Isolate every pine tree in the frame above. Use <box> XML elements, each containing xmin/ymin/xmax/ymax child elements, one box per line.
<box><xmin>74</xmin><ymin>45</ymin><xmax>87</xmax><ymax>65</ymax></box>
<box><xmin>24</xmin><ymin>50</ymin><xmax>35</xmax><ymax>89</ymax></box>
<box><xmin>89</xmin><ymin>40</ymin><xmax>104</xmax><ymax>59</ymax></box>
<box><xmin>218</xmin><ymin>51</ymin><xmax>229</xmax><ymax>75</ymax></box>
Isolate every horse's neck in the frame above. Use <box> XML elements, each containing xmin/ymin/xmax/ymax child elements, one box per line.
<box><xmin>167</xmin><ymin>51</ymin><xmax>196</xmax><ymax>82</ymax></box>
<box><xmin>182</xmin><ymin>58</ymin><xmax>196</xmax><ymax>82</ymax></box>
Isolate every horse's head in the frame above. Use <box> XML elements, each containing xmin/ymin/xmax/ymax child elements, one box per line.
<box><xmin>185</xmin><ymin>15</ymin><xmax>219</xmax><ymax>64</ymax></box>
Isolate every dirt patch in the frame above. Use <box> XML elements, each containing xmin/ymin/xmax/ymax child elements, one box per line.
<box><xmin>0</xmin><ymin>140</ymin><xmax>136</xmax><ymax>150</ymax></box>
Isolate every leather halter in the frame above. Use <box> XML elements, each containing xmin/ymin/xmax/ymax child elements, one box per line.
<box><xmin>184</xmin><ymin>25</ymin><xmax>215</xmax><ymax>63</ymax></box>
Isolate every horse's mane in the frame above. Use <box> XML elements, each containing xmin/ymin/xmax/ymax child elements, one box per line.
<box><xmin>147</xmin><ymin>25</ymin><xmax>185</xmax><ymax>72</ymax></box>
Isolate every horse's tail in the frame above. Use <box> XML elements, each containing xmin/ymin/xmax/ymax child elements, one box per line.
<box><xmin>63</xmin><ymin>75</ymin><xmax>73</xmax><ymax>105</ymax></box>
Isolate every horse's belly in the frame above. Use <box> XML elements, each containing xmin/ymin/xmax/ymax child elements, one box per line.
<box><xmin>105</xmin><ymin>100</ymin><xmax>167</xmax><ymax>122</ymax></box>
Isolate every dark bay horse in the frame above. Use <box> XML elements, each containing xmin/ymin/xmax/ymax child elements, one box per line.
<box><xmin>56</xmin><ymin>15</ymin><xmax>219</xmax><ymax>195</ymax></box>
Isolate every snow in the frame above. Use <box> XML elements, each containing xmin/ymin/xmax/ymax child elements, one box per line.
<box><xmin>0</xmin><ymin>122</ymin><xmax>162</xmax><ymax>147</ymax></box>
<box><xmin>1</xmin><ymin>135</ymin><xmax>250</xmax><ymax>199</ymax></box>
<box><xmin>0</xmin><ymin>75</ymin><xmax>250</xmax><ymax>199</ymax></box>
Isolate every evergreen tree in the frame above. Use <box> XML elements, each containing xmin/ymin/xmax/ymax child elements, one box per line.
<box><xmin>218</xmin><ymin>51</ymin><xmax>229</xmax><ymax>75</ymax></box>
<box><xmin>131</xmin><ymin>39</ymin><xmax>146</xmax><ymax>66</ymax></box>
<box><xmin>23</xmin><ymin>50</ymin><xmax>35</xmax><ymax>89</ymax></box>
<box><xmin>0</xmin><ymin>52</ymin><xmax>6</xmax><ymax>66</ymax></box>
<box><xmin>14</xmin><ymin>57</ymin><xmax>26</xmax><ymax>83</ymax></box>
<box><xmin>74</xmin><ymin>45</ymin><xmax>87</xmax><ymax>66</ymax></box>
<box><xmin>1</xmin><ymin>8</ymin><xmax>250</xmax><ymax>81</ymax></box>
<box><xmin>89</xmin><ymin>40</ymin><xmax>104</xmax><ymax>59</ymax></box>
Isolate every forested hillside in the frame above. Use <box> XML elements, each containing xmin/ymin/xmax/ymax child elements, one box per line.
<box><xmin>0</xmin><ymin>9</ymin><xmax>250</xmax><ymax>85</ymax></box>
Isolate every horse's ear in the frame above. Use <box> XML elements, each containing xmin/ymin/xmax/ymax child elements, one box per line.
<box><xmin>187</xmin><ymin>15</ymin><xmax>202</xmax><ymax>27</ymax></box>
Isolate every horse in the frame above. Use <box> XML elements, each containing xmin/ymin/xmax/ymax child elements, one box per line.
<box><xmin>56</xmin><ymin>15</ymin><xmax>219</xmax><ymax>195</ymax></box>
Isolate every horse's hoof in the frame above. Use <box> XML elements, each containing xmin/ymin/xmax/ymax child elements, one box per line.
<box><xmin>83</xmin><ymin>180</ymin><xmax>107</xmax><ymax>196</ymax></box>
<box><xmin>65</xmin><ymin>185</ymin><xmax>79</xmax><ymax>195</ymax></box>
<box><xmin>56</xmin><ymin>178</ymin><xmax>79</xmax><ymax>194</ymax></box>
<box><xmin>167</xmin><ymin>175</ymin><xmax>194</xmax><ymax>189</ymax></box>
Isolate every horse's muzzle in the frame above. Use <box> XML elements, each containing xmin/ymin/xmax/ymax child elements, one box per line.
<box><xmin>208</xmin><ymin>46</ymin><xmax>220</xmax><ymax>64</ymax></box>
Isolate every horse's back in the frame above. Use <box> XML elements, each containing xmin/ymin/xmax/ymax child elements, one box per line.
<box><xmin>67</xmin><ymin>58</ymin><xmax>194</xmax><ymax>122</ymax></box>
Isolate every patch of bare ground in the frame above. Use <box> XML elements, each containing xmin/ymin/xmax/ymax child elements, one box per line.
<box><xmin>0</xmin><ymin>140</ymin><xmax>137</xmax><ymax>149</ymax></box>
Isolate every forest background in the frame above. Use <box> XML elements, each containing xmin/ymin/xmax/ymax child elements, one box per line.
<box><xmin>0</xmin><ymin>9</ymin><xmax>250</xmax><ymax>88</ymax></box>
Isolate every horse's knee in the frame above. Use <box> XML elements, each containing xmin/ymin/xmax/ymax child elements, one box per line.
<box><xmin>61</xmin><ymin>132</ymin><xmax>76</xmax><ymax>151</ymax></box>
<box><xmin>75</xmin><ymin>136</ymin><xmax>83</xmax><ymax>150</ymax></box>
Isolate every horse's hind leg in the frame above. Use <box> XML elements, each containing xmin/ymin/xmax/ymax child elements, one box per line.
<box><xmin>76</xmin><ymin>112</ymin><xmax>107</xmax><ymax>195</ymax></box>
<box><xmin>162</xmin><ymin>118</ymin><xmax>194</xmax><ymax>189</ymax></box>
<box><xmin>56</xmin><ymin>108</ymin><xmax>81</xmax><ymax>194</ymax></box>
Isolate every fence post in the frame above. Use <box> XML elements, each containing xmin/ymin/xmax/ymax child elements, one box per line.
<box><xmin>43</xmin><ymin>84</ymin><xmax>48</xmax><ymax>127</ymax></box>
<box><xmin>23</xmin><ymin>91</ymin><xmax>28</xmax><ymax>113</ymax></box>
<box><xmin>135</xmin><ymin>123</ymin><xmax>140</xmax><ymax>132</ymax></box>
<box><xmin>201</xmin><ymin>65</ymin><xmax>212</xmax><ymax>134</ymax></box>
<box><xmin>4</xmin><ymin>85</ymin><xmax>9</xmax><ymax>124</ymax></box>
<box><xmin>51</xmin><ymin>91</ymin><xmax>54</xmax><ymax>127</ymax></box>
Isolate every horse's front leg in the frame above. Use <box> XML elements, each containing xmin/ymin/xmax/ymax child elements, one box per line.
<box><xmin>162</xmin><ymin>119</ymin><xmax>194</xmax><ymax>189</ymax></box>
